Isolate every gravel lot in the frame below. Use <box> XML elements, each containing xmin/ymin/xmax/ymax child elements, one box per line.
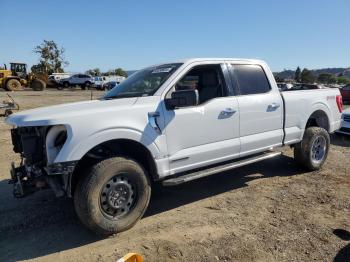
<box><xmin>0</xmin><ymin>90</ymin><xmax>349</xmax><ymax>262</ymax></box>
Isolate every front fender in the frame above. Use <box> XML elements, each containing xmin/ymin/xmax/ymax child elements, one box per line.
<box><xmin>54</xmin><ymin>127</ymin><xmax>161</xmax><ymax>162</ymax></box>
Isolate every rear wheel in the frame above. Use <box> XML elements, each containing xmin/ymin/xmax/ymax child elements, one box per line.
<box><xmin>30</xmin><ymin>79</ymin><xmax>46</xmax><ymax>91</ymax></box>
<box><xmin>74</xmin><ymin>156</ymin><xmax>151</xmax><ymax>236</ymax></box>
<box><xmin>6</xmin><ymin>79</ymin><xmax>22</xmax><ymax>91</ymax></box>
<box><xmin>83</xmin><ymin>81</ymin><xmax>92</xmax><ymax>90</ymax></box>
<box><xmin>294</xmin><ymin>127</ymin><xmax>330</xmax><ymax>170</ymax></box>
<box><xmin>63</xmin><ymin>81</ymin><xmax>70</xmax><ymax>88</ymax></box>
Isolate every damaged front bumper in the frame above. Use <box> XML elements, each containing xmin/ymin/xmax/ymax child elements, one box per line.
<box><xmin>8</xmin><ymin>126</ymin><xmax>78</xmax><ymax>198</ymax></box>
<box><xmin>9</xmin><ymin>161</ymin><xmax>78</xmax><ymax>198</ymax></box>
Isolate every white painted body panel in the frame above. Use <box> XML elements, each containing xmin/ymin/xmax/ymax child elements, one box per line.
<box><xmin>6</xmin><ymin>58</ymin><xmax>342</xmax><ymax>179</ymax></box>
<box><xmin>282</xmin><ymin>89</ymin><xmax>342</xmax><ymax>144</ymax></box>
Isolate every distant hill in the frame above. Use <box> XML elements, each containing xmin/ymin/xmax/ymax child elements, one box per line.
<box><xmin>274</xmin><ymin>67</ymin><xmax>350</xmax><ymax>80</ymax></box>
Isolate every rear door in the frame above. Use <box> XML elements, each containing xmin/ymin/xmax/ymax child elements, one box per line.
<box><xmin>229</xmin><ymin>64</ymin><xmax>284</xmax><ymax>156</ymax></box>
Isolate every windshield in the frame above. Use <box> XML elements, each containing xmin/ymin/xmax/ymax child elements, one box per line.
<box><xmin>103</xmin><ymin>63</ymin><xmax>182</xmax><ymax>99</ymax></box>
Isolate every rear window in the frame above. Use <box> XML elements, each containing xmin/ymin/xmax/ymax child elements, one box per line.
<box><xmin>233</xmin><ymin>64</ymin><xmax>271</xmax><ymax>95</ymax></box>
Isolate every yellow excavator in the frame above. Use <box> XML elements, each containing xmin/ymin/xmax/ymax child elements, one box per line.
<box><xmin>0</xmin><ymin>62</ymin><xmax>46</xmax><ymax>91</ymax></box>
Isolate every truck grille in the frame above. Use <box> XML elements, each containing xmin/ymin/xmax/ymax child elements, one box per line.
<box><xmin>344</xmin><ymin>115</ymin><xmax>350</xmax><ymax>122</ymax></box>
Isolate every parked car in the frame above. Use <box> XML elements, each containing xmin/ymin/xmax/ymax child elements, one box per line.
<box><xmin>104</xmin><ymin>81</ymin><xmax>120</xmax><ymax>90</ymax></box>
<box><xmin>6</xmin><ymin>58</ymin><xmax>342</xmax><ymax>235</ymax></box>
<box><xmin>340</xmin><ymin>84</ymin><xmax>350</xmax><ymax>103</ymax></box>
<box><xmin>287</xmin><ymin>83</ymin><xmax>327</xmax><ymax>91</ymax></box>
<box><xmin>337</xmin><ymin>108</ymin><xmax>350</xmax><ymax>135</ymax></box>
<box><xmin>277</xmin><ymin>82</ymin><xmax>293</xmax><ymax>91</ymax></box>
<box><xmin>92</xmin><ymin>76</ymin><xmax>107</xmax><ymax>90</ymax></box>
<box><xmin>58</xmin><ymin>74</ymin><xmax>93</xmax><ymax>89</ymax></box>
<box><xmin>48</xmin><ymin>73</ymin><xmax>72</xmax><ymax>84</ymax></box>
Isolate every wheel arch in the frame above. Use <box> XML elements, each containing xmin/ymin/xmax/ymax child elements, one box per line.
<box><xmin>305</xmin><ymin>109</ymin><xmax>330</xmax><ymax>133</ymax></box>
<box><xmin>70</xmin><ymin>138</ymin><xmax>159</xmax><ymax>196</ymax></box>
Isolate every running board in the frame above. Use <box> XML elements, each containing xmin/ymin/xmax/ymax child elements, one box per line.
<box><xmin>162</xmin><ymin>151</ymin><xmax>282</xmax><ymax>186</ymax></box>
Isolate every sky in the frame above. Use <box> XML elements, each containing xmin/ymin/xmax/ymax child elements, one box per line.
<box><xmin>2</xmin><ymin>0</ymin><xmax>349</xmax><ymax>73</ymax></box>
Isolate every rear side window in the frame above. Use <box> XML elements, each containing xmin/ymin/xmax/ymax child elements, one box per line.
<box><xmin>233</xmin><ymin>64</ymin><xmax>271</xmax><ymax>95</ymax></box>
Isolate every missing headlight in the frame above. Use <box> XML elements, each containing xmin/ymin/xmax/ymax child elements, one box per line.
<box><xmin>54</xmin><ymin>130</ymin><xmax>67</xmax><ymax>147</ymax></box>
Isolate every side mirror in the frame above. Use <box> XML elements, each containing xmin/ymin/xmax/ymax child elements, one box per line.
<box><xmin>165</xmin><ymin>89</ymin><xmax>199</xmax><ymax>109</ymax></box>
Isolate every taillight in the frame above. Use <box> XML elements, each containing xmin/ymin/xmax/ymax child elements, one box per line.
<box><xmin>336</xmin><ymin>95</ymin><xmax>343</xmax><ymax>113</ymax></box>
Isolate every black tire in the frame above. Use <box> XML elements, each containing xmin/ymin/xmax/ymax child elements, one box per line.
<box><xmin>294</xmin><ymin>127</ymin><xmax>330</xmax><ymax>171</ymax></box>
<box><xmin>83</xmin><ymin>81</ymin><xmax>92</xmax><ymax>90</ymax></box>
<box><xmin>63</xmin><ymin>81</ymin><xmax>70</xmax><ymax>88</ymax></box>
<box><xmin>74</xmin><ymin>156</ymin><xmax>151</xmax><ymax>236</ymax></box>
<box><xmin>30</xmin><ymin>79</ymin><xmax>46</xmax><ymax>91</ymax></box>
<box><xmin>6</xmin><ymin>79</ymin><xmax>22</xmax><ymax>91</ymax></box>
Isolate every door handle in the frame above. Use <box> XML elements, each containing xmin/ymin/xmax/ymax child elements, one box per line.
<box><xmin>267</xmin><ymin>103</ymin><xmax>280</xmax><ymax>110</ymax></box>
<box><xmin>221</xmin><ymin>108</ymin><xmax>236</xmax><ymax>116</ymax></box>
<box><xmin>223</xmin><ymin>108</ymin><xmax>236</xmax><ymax>113</ymax></box>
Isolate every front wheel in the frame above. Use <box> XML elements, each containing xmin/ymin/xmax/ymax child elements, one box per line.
<box><xmin>294</xmin><ymin>127</ymin><xmax>330</xmax><ymax>171</ymax></box>
<box><xmin>6</xmin><ymin>79</ymin><xmax>22</xmax><ymax>91</ymax></box>
<box><xmin>74</xmin><ymin>156</ymin><xmax>151</xmax><ymax>236</ymax></box>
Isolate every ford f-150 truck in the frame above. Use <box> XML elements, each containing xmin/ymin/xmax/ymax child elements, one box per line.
<box><xmin>5</xmin><ymin>58</ymin><xmax>343</xmax><ymax>235</ymax></box>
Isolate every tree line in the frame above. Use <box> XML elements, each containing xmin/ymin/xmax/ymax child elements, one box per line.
<box><xmin>276</xmin><ymin>66</ymin><xmax>350</xmax><ymax>85</ymax></box>
<box><xmin>85</xmin><ymin>68</ymin><xmax>127</xmax><ymax>77</ymax></box>
<box><xmin>31</xmin><ymin>40</ymin><xmax>127</xmax><ymax>77</ymax></box>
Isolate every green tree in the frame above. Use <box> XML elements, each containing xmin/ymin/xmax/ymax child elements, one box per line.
<box><xmin>336</xmin><ymin>76</ymin><xmax>350</xmax><ymax>85</ymax></box>
<box><xmin>115</xmin><ymin>68</ymin><xmax>128</xmax><ymax>77</ymax></box>
<box><xmin>32</xmin><ymin>40</ymin><xmax>68</xmax><ymax>75</ymax></box>
<box><xmin>294</xmin><ymin>66</ymin><xmax>301</xmax><ymax>82</ymax></box>
<box><xmin>102</xmin><ymin>70</ymin><xmax>115</xmax><ymax>76</ymax></box>
<box><xmin>317</xmin><ymin>73</ymin><xmax>333</xmax><ymax>84</ymax></box>
<box><xmin>300</xmin><ymin>68</ymin><xmax>315</xmax><ymax>83</ymax></box>
<box><xmin>274</xmin><ymin>74</ymin><xmax>284</xmax><ymax>83</ymax></box>
<box><xmin>86</xmin><ymin>68</ymin><xmax>101</xmax><ymax>76</ymax></box>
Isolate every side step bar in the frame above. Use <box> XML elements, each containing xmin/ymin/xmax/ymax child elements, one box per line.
<box><xmin>162</xmin><ymin>151</ymin><xmax>281</xmax><ymax>186</ymax></box>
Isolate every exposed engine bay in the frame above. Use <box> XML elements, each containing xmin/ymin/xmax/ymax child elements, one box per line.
<box><xmin>9</xmin><ymin>125</ymin><xmax>76</xmax><ymax>198</ymax></box>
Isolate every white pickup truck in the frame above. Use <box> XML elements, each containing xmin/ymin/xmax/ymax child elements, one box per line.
<box><xmin>6</xmin><ymin>58</ymin><xmax>342</xmax><ymax>235</ymax></box>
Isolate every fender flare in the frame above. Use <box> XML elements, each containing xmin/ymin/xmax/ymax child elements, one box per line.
<box><xmin>55</xmin><ymin>127</ymin><xmax>161</xmax><ymax>162</ymax></box>
<box><xmin>304</xmin><ymin>102</ymin><xmax>332</xmax><ymax>131</ymax></box>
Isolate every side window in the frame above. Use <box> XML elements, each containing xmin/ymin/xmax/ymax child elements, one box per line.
<box><xmin>233</xmin><ymin>64</ymin><xmax>271</xmax><ymax>95</ymax></box>
<box><xmin>172</xmin><ymin>65</ymin><xmax>227</xmax><ymax>104</ymax></box>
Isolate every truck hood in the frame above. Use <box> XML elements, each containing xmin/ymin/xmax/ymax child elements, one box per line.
<box><xmin>5</xmin><ymin>98</ymin><xmax>138</xmax><ymax>127</ymax></box>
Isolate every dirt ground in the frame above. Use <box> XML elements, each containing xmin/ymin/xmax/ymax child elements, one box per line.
<box><xmin>0</xmin><ymin>90</ymin><xmax>349</xmax><ymax>262</ymax></box>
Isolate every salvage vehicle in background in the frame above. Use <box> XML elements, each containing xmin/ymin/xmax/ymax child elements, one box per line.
<box><xmin>340</xmin><ymin>84</ymin><xmax>350</xmax><ymax>103</ymax></box>
<box><xmin>92</xmin><ymin>76</ymin><xmax>107</xmax><ymax>90</ymax></box>
<box><xmin>58</xmin><ymin>74</ymin><xmax>93</xmax><ymax>89</ymax></box>
<box><xmin>5</xmin><ymin>58</ymin><xmax>342</xmax><ymax>236</ymax></box>
<box><xmin>0</xmin><ymin>62</ymin><xmax>46</xmax><ymax>91</ymax></box>
<box><xmin>48</xmin><ymin>73</ymin><xmax>72</xmax><ymax>84</ymax></box>
<box><xmin>104</xmin><ymin>80</ymin><xmax>120</xmax><ymax>90</ymax></box>
<box><xmin>288</xmin><ymin>83</ymin><xmax>328</xmax><ymax>91</ymax></box>
<box><xmin>336</xmin><ymin>108</ymin><xmax>350</xmax><ymax>135</ymax></box>
<box><xmin>277</xmin><ymin>82</ymin><xmax>293</xmax><ymax>91</ymax></box>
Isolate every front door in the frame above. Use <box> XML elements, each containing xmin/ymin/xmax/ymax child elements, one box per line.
<box><xmin>162</xmin><ymin>64</ymin><xmax>240</xmax><ymax>174</ymax></box>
